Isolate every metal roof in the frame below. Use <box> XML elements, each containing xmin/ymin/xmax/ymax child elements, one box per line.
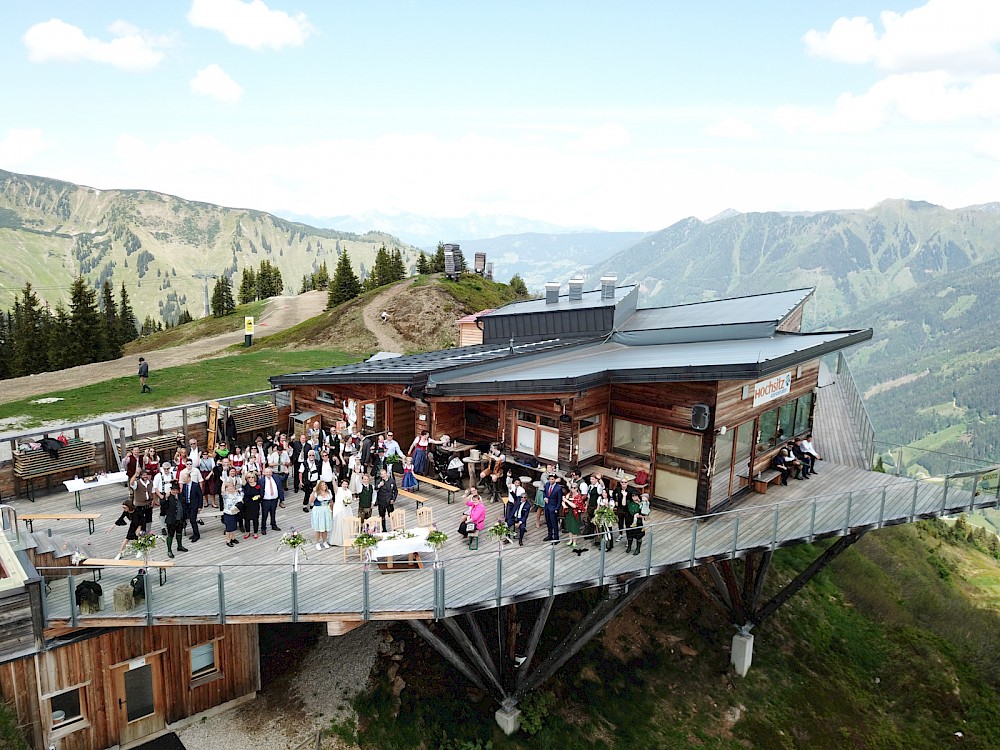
<box><xmin>622</xmin><ymin>287</ymin><xmax>813</xmax><ymax>332</ymax></box>
<box><xmin>423</xmin><ymin>330</ymin><xmax>872</xmax><ymax>395</ymax></box>
<box><xmin>483</xmin><ymin>284</ymin><xmax>638</xmax><ymax>317</ymax></box>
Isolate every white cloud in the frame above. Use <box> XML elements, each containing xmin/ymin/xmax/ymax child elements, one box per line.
<box><xmin>187</xmin><ymin>0</ymin><xmax>312</xmax><ymax>50</ymax></box>
<box><xmin>190</xmin><ymin>64</ymin><xmax>244</xmax><ymax>104</ymax></box>
<box><xmin>23</xmin><ymin>18</ymin><xmax>167</xmax><ymax>70</ymax></box>
<box><xmin>805</xmin><ymin>0</ymin><xmax>1000</xmax><ymax>74</ymax></box>
<box><xmin>0</xmin><ymin>129</ymin><xmax>49</xmax><ymax>167</ymax></box>
<box><xmin>704</xmin><ymin>117</ymin><xmax>758</xmax><ymax>140</ymax></box>
<box><xmin>566</xmin><ymin>123</ymin><xmax>631</xmax><ymax>153</ymax></box>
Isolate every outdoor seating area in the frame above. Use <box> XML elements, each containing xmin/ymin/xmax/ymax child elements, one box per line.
<box><xmin>13</xmin><ymin>438</ymin><xmax>96</xmax><ymax>500</ymax></box>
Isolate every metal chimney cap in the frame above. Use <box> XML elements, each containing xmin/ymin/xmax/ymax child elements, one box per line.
<box><xmin>568</xmin><ymin>277</ymin><xmax>584</xmax><ymax>285</ymax></box>
<box><xmin>599</xmin><ymin>275</ymin><xmax>618</xmax><ymax>284</ymax></box>
<box><xmin>545</xmin><ymin>282</ymin><xmax>561</xmax><ymax>289</ymax></box>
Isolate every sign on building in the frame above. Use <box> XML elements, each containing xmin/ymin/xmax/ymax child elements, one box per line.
<box><xmin>752</xmin><ymin>371</ymin><xmax>792</xmax><ymax>407</ymax></box>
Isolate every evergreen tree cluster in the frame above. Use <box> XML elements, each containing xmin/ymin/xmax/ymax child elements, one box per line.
<box><xmin>211</xmin><ymin>275</ymin><xmax>236</xmax><ymax>317</ymax></box>
<box><xmin>360</xmin><ymin>244</ymin><xmax>406</xmax><ymax>293</ymax></box>
<box><xmin>0</xmin><ymin>280</ymin><xmax>138</xmax><ymax>380</ymax></box>
<box><xmin>237</xmin><ymin>260</ymin><xmax>285</xmax><ymax>304</ymax></box>
<box><xmin>299</xmin><ymin>261</ymin><xmax>331</xmax><ymax>293</ymax></box>
<box><xmin>326</xmin><ymin>249</ymin><xmax>361</xmax><ymax>309</ymax></box>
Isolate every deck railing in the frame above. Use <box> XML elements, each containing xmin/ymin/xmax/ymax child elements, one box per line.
<box><xmin>35</xmin><ymin>465</ymin><xmax>1000</xmax><ymax>626</ymax></box>
<box><xmin>835</xmin><ymin>351</ymin><xmax>876</xmax><ymax>467</ymax></box>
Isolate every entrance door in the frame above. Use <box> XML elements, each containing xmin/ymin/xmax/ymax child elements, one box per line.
<box><xmin>113</xmin><ymin>655</ymin><xmax>165</xmax><ymax>745</ymax></box>
<box><xmin>391</xmin><ymin>398</ymin><xmax>416</xmax><ymax>454</ymax></box>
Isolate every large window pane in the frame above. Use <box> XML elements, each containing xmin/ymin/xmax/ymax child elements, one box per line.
<box><xmin>578</xmin><ymin>428</ymin><xmax>600</xmax><ymax>459</ymax></box>
<box><xmin>794</xmin><ymin>393</ymin><xmax>813</xmax><ymax>435</ymax></box>
<box><xmin>51</xmin><ymin>689</ymin><xmax>82</xmax><ymax>727</ymax></box>
<box><xmin>538</xmin><ymin>428</ymin><xmax>559</xmax><ymax>461</ymax></box>
<box><xmin>656</xmin><ymin>428</ymin><xmax>701</xmax><ymax>472</ymax></box>
<box><xmin>778</xmin><ymin>402</ymin><xmax>796</xmax><ymax>442</ymax></box>
<box><xmin>612</xmin><ymin>419</ymin><xmax>652</xmax><ymax>460</ymax></box>
<box><xmin>515</xmin><ymin>425</ymin><xmax>536</xmax><ymax>454</ymax></box>
<box><xmin>191</xmin><ymin>642</ymin><xmax>216</xmax><ymax>678</ymax></box>
<box><xmin>654</xmin><ymin>468</ymin><xmax>698</xmax><ymax>509</ymax></box>
<box><xmin>756</xmin><ymin>408</ymin><xmax>779</xmax><ymax>452</ymax></box>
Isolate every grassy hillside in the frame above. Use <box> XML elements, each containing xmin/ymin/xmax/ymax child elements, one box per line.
<box><xmin>342</xmin><ymin>523</ymin><xmax>1000</xmax><ymax>749</ymax></box>
<box><xmin>0</xmin><ymin>168</ymin><xmax>423</xmax><ymax>322</ymax></box>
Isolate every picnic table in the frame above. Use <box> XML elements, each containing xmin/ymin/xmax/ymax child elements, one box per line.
<box><xmin>63</xmin><ymin>471</ymin><xmax>129</xmax><ymax>511</ymax></box>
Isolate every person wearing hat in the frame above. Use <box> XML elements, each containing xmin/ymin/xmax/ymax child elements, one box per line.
<box><xmin>137</xmin><ymin>357</ymin><xmax>151</xmax><ymax>393</ymax></box>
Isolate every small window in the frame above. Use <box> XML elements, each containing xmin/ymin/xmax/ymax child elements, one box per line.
<box><xmin>538</xmin><ymin>415</ymin><xmax>559</xmax><ymax>429</ymax></box>
<box><xmin>317</xmin><ymin>390</ymin><xmax>338</xmax><ymax>405</ymax></box>
<box><xmin>50</xmin><ymin>688</ymin><xmax>83</xmax><ymax>729</ymax></box>
<box><xmin>611</xmin><ymin>419</ymin><xmax>652</xmax><ymax>460</ymax></box>
<box><xmin>191</xmin><ymin>642</ymin><xmax>218</xmax><ymax>680</ymax></box>
<box><xmin>579</xmin><ymin>414</ymin><xmax>602</xmax><ymax>429</ymax></box>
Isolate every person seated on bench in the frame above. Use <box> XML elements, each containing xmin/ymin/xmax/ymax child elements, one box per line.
<box><xmin>458</xmin><ymin>490</ymin><xmax>486</xmax><ymax>539</ymax></box>
<box><xmin>479</xmin><ymin>444</ymin><xmax>505</xmax><ymax>485</ymax></box>
<box><xmin>791</xmin><ymin>438</ymin><xmax>814</xmax><ymax>477</ymax></box>
<box><xmin>799</xmin><ymin>434</ymin><xmax>822</xmax><ymax>474</ymax></box>
<box><xmin>771</xmin><ymin>449</ymin><xmax>795</xmax><ymax>485</ymax></box>
<box><xmin>444</xmin><ymin>454</ymin><xmax>464</xmax><ymax>486</ymax></box>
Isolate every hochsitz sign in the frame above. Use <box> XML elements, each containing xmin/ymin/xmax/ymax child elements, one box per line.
<box><xmin>753</xmin><ymin>371</ymin><xmax>792</xmax><ymax>407</ymax></box>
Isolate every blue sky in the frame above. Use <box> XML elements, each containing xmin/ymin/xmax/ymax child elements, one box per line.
<box><xmin>2</xmin><ymin>0</ymin><xmax>998</xmax><ymax>230</ymax></box>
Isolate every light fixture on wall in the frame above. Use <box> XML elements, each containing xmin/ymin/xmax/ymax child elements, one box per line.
<box><xmin>559</xmin><ymin>402</ymin><xmax>571</xmax><ymax>423</ymax></box>
<box><xmin>717</xmin><ymin>425</ymin><xmax>727</xmax><ymax>435</ymax></box>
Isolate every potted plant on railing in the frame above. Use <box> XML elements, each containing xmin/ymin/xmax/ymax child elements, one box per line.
<box><xmin>487</xmin><ymin>519</ymin><xmax>512</xmax><ymax>556</ymax></box>
<box><xmin>426</xmin><ymin>528</ymin><xmax>448</xmax><ymax>564</ymax></box>
<box><xmin>278</xmin><ymin>529</ymin><xmax>308</xmax><ymax>572</ymax></box>
<box><xmin>129</xmin><ymin>530</ymin><xmax>158</xmax><ymax>568</ymax></box>
<box><xmin>593</xmin><ymin>505</ymin><xmax>618</xmax><ymax>552</ymax></box>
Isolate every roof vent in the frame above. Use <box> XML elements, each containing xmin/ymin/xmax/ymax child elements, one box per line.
<box><xmin>600</xmin><ymin>275</ymin><xmax>617</xmax><ymax>300</ymax></box>
<box><xmin>545</xmin><ymin>282</ymin><xmax>560</xmax><ymax>305</ymax></box>
<box><xmin>568</xmin><ymin>277</ymin><xmax>584</xmax><ymax>302</ymax></box>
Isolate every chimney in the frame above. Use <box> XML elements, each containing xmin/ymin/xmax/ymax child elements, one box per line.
<box><xmin>568</xmin><ymin>277</ymin><xmax>584</xmax><ymax>301</ymax></box>
<box><xmin>600</xmin><ymin>274</ymin><xmax>617</xmax><ymax>300</ymax></box>
<box><xmin>545</xmin><ymin>282</ymin><xmax>560</xmax><ymax>305</ymax></box>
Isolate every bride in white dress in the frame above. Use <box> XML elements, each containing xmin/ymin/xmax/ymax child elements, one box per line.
<box><xmin>328</xmin><ymin>479</ymin><xmax>356</xmax><ymax>546</ymax></box>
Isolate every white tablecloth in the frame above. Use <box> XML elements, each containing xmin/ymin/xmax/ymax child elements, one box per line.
<box><xmin>63</xmin><ymin>471</ymin><xmax>129</xmax><ymax>493</ymax></box>
<box><xmin>370</xmin><ymin>526</ymin><xmax>431</xmax><ymax>560</ymax></box>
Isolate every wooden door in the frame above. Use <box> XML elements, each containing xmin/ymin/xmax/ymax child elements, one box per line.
<box><xmin>391</xmin><ymin>398</ymin><xmax>416</xmax><ymax>453</ymax></box>
<box><xmin>112</xmin><ymin>654</ymin><xmax>165</xmax><ymax>745</ymax></box>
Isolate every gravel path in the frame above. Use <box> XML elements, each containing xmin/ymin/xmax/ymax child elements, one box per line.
<box><xmin>361</xmin><ymin>281</ymin><xmax>414</xmax><ymax>353</ymax></box>
<box><xmin>0</xmin><ymin>291</ymin><xmax>327</xmax><ymax>405</ymax></box>
<box><xmin>177</xmin><ymin>622</ymin><xmax>389</xmax><ymax>750</ymax></box>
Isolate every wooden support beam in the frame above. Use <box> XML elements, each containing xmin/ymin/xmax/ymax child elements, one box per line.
<box><xmin>706</xmin><ymin>562</ymin><xmax>733</xmax><ymax>611</ymax></box>
<box><xmin>515</xmin><ymin>596</ymin><xmax>555</xmax><ymax>691</ymax></box>
<box><xmin>516</xmin><ymin>579</ymin><xmax>651</xmax><ymax>698</ymax></box>
<box><xmin>741</xmin><ymin>555</ymin><xmax>756</xmax><ymax>615</ymax></box>
<box><xmin>750</xmin><ymin>551</ymin><xmax>773</xmax><ymax>612</ymax></box>
<box><xmin>679</xmin><ymin>569</ymin><xmax>733</xmax><ymax>622</ymax></box>
<box><xmin>409</xmin><ymin>620</ymin><xmax>488</xmax><ymax>694</ymax></box>
<box><xmin>464</xmin><ymin>612</ymin><xmax>499</xmax><ymax>685</ymax></box>
<box><xmin>751</xmin><ymin>533</ymin><xmax>865</xmax><ymax>627</ymax></box>
<box><xmin>717</xmin><ymin>560</ymin><xmax>746</xmax><ymax>624</ymax></box>
<box><xmin>441</xmin><ymin>617</ymin><xmax>506</xmax><ymax>699</ymax></box>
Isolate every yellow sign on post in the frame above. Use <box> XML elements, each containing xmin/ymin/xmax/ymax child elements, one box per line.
<box><xmin>244</xmin><ymin>316</ymin><xmax>255</xmax><ymax>335</ymax></box>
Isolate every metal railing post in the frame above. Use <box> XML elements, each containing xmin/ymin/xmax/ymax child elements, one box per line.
<box><xmin>145</xmin><ymin>571</ymin><xmax>154</xmax><ymax>626</ymax></box>
<box><xmin>689</xmin><ymin>522</ymin><xmax>698</xmax><ymax>565</ymax></box>
<box><xmin>549</xmin><ymin>543</ymin><xmax>556</xmax><ymax>596</ymax></box>
<box><xmin>809</xmin><ymin>498</ymin><xmax>817</xmax><ymax>542</ymax></box>
<box><xmin>878</xmin><ymin>488</ymin><xmax>886</xmax><ymax>528</ymax></box>
<box><xmin>731</xmin><ymin>515</ymin><xmax>740</xmax><ymax>556</ymax></box>
<box><xmin>598</xmin><ymin>537</ymin><xmax>606</xmax><ymax>586</ymax></box>
<box><xmin>969</xmin><ymin>473</ymin><xmax>980</xmax><ymax>512</ymax></box>
<box><xmin>895</xmin><ymin>448</ymin><xmax>902</xmax><ymax>476</ymax></box>
<box><xmin>362</xmin><ymin>565</ymin><xmax>370</xmax><ymax>620</ymax></box>
<box><xmin>291</xmin><ymin>571</ymin><xmax>298</xmax><ymax>622</ymax></box>
<box><xmin>68</xmin><ymin>572</ymin><xmax>78</xmax><ymax>628</ymax></box>
<box><xmin>910</xmin><ymin>483</ymin><xmax>919</xmax><ymax>522</ymax></box>
<box><xmin>770</xmin><ymin>508</ymin><xmax>780</xmax><ymax>550</ymax></box>
<box><xmin>645</xmin><ymin>529</ymin><xmax>653</xmax><ymax>575</ymax></box>
<box><xmin>496</xmin><ymin>556</ymin><xmax>503</xmax><ymax>608</ymax></box>
<box><xmin>940</xmin><ymin>476</ymin><xmax>950</xmax><ymax>513</ymax></box>
<box><xmin>217</xmin><ymin>568</ymin><xmax>226</xmax><ymax>624</ymax></box>
<box><xmin>843</xmin><ymin>492</ymin><xmax>853</xmax><ymax>533</ymax></box>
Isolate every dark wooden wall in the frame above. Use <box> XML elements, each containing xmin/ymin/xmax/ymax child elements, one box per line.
<box><xmin>0</xmin><ymin>623</ymin><xmax>259</xmax><ymax>750</ymax></box>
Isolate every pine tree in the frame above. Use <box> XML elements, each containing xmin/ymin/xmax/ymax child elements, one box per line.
<box><xmin>313</xmin><ymin>261</ymin><xmax>330</xmax><ymax>290</ymax></box>
<box><xmin>177</xmin><ymin>308</ymin><xmax>194</xmax><ymax>325</ymax></box>
<box><xmin>300</xmin><ymin>274</ymin><xmax>312</xmax><ymax>294</ymax></box>
<box><xmin>46</xmin><ymin>304</ymin><xmax>70</xmax><ymax>371</ymax></box>
<box><xmin>327</xmin><ymin>248</ymin><xmax>362</xmax><ymax>309</ymax></box>
<box><xmin>431</xmin><ymin>242</ymin><xmax>446</xmax><ymax>273</ymax></box>
<box><xmin>117</xmin><ymin>283</ymin><xmax>139</xmax><ymax>344</ymax></box>
<box><xmin>100</xmin><ymin>280</ymin><xmax>122</xmax><ymax>360</ymax></box>
<box><xmin>66</xmin><ymin>276</ymin><xmax>107</xmax><ymax>367</ymax></box>
<box><xmin>0</xmin><ymin>312</ymin><xmax>11</xmax><ymax>380</ymax></box>
<box><xmin>390</xmin><ymin>248</ymin><xmax>406</xmax><ymax>281</ymax></box>
<box><xmin>12</xmin><ymin>283</ymin><xmax>45</xmax><ymax>376</ymax></box>
<box><xmin>508</xmin><ymin>274</ymin><xmax>529</xmax><ymax>298</ymax></box>
<box><xmin>211</xmin><ymin>275</ymin><xmax>236</xmax><ymax>317</ymax></box>
<box><xmin>415</xmin><ymin>252</ymin><xmax>430</xmax><ymax>275</ymax></box>
<box><xmin>371</xmin><ymin>245</ymin><xmax>392</xmax><ymax>288</ymax></box>
<box><xmin>238</xmin><ymin>267</ymin><xmax>257</xmax><ymax>304</ymax></box>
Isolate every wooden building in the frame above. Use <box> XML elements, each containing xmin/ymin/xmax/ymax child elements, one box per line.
<box><xmin>272</xmin><ymin>279</ymin><xmax>872</xmax><ymax>515</ymax></box>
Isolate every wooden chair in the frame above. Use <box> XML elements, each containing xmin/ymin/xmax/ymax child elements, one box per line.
<box><xmin>389</xmin><ymin>509</ymin><xmax>406</xmax><ymax>531</ymax></box>
<box><xmin>343</xmin><ymin>517</ymin><xmax>363</xmax><ymax>561</ymax></box>
<box><xmin>416</xmin><ymin>507</ymin><xmax>433</xmax><ymax>527</ymax></box>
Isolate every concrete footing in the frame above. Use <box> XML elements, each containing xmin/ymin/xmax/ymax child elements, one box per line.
<box><xmin>494</xmin><ymin>706</ymin><xmax>521</xmax><ymax>735</ymax></box>
<box><xmin>731</xmin><ymin>632</ymin><xmax>754</xmax><ymax>677</ymax></box>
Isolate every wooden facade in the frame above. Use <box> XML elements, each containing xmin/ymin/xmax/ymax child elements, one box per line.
<box><xmin>0</xmin><ymin>624</ymin><xmax>259</xmax><ymax>750</ymax></box>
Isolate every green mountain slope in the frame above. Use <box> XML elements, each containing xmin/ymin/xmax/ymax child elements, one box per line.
<box><xmin>0</xmin><ymin>169</ymin><xmax>422</xmax><ymax>321</ymax></box>
<box><xmin>592</xmin><ymin>200</ymin><xmax>1000</xmax><ymax>322</ymax></box>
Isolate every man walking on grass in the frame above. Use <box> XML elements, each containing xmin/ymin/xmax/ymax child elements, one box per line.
<box><xmin>138</xmin><ymin>357</ymin><xmax>151</xmax><ymax>393</ymax></box>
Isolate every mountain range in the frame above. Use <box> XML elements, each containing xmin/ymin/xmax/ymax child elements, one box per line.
<box><xmin>0</xmin><ymin>169</ymin><xmax>422</xmax><ymax>321</ymax></box>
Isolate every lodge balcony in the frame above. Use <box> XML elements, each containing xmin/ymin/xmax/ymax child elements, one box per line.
<box><xmin>1</xmin><ymin>364</ymin><xmax>997</xmax><ymax>632</ymax></box>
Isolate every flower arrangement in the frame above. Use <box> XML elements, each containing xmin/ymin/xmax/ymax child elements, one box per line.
<box><xmin>387</xmin><ymin>529</ymin><xmax>416</xmax><ymax>540</ymax></box>
<box><xmin>487</xmin><ymin>520</ymin><xmax>512</xmax><ymax>541</ymax></box>
<box><xmin>593</xmin><ymin>505</ymin><xmax>618</xmax><ymax>530</ymax></box>
<box><xmin>353</xmin><ymin>532</ymin><xmax>380</xmax><ymax>551</ymax></box>
<box><xmin>426</xmin><ymin>529</ymin><xmax>448</xmax><ymax>549</ymax></box>
<box><xmin>278</xmin><ymin>530</ymin><xmax>307</xmax><ymax>550</ymax></box>
<box><xmin>129</xmin><ymin>531</ymin><xmax>158</xmax><ymax>556</ymax></box>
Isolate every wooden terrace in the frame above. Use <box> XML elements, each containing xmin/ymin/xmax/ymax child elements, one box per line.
<box><xmin>10</xmin><ymin>379</ymin><xmax>998</xmax><ymax>631</ymax></box>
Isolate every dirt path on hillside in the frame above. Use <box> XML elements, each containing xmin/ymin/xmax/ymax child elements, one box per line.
<box><xmin>361</xmin><ymin>280</ymin><xmax>415</xmax><ymax>352</ymax></box>
<box><xmin>0</xmin><ymin>291</ymin><xmax>327</xmax><ymax>405</ymax></box>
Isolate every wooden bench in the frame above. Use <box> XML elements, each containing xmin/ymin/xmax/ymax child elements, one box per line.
<box><xmin>229</xmin><ymin>403</ymin><xmax>278</xmax><ymax>442</ymax></box>
<box><xmin>738</xmin><ymin>468</ymin><xmax>783</xmax><ymax>494</ymax></box>
<box><xmin>413</xmin><ymin>474</ymin><xmax>460</xmax><ymax>504</ymax></box>
<box><xmin>398</xmin><ymin>488</ymin><xmax>430</xmax><ymax>510</ymax></box>
<box><xmin>77</xmin><ymin>558</ymin><xmax>175</xmax><ymax>586</ymax></box>
<box><xmin>23</xmin><ymin>513</ymin><xmax>102</xmax><ymax>535</ymax></box>
<box><xmin>126</xmin><ymin>433</ymin><xmax>184</xmax><ymax>460</ymax></box>
<box><xmin>13</xmin><ymin>440</ymin><xmax>97</xmax><ymax>500</ymax></box>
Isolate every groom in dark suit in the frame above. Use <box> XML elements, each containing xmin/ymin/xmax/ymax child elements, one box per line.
<box><xmin>180</xmin><ymin>469</ymin><xmax>205</xmax><ymax>542</ymax></box>
<box><xmin>542</xmin><ymin>474</ymin><xmax>563</xmax><ymax>543</ymax></box>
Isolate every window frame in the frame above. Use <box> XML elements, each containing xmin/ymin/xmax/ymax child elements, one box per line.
<box><xmin>577</xmin><ymin>413</ymin><xmax>603</xmax><ymax>460</ymax></box>
<box><xmin>189</xmin><ymin>638</ymin><xmax>223</xmax><ymax>686</ymax></box>
<box><xmin>47</xmin><ymin>684</ymin><xmax>89</xmax><ymax>738</ymax></box>
<box><xmin>513</xmin><ymin>411</ymin><xmax>560</xmax><ymax>461</ymax></box>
